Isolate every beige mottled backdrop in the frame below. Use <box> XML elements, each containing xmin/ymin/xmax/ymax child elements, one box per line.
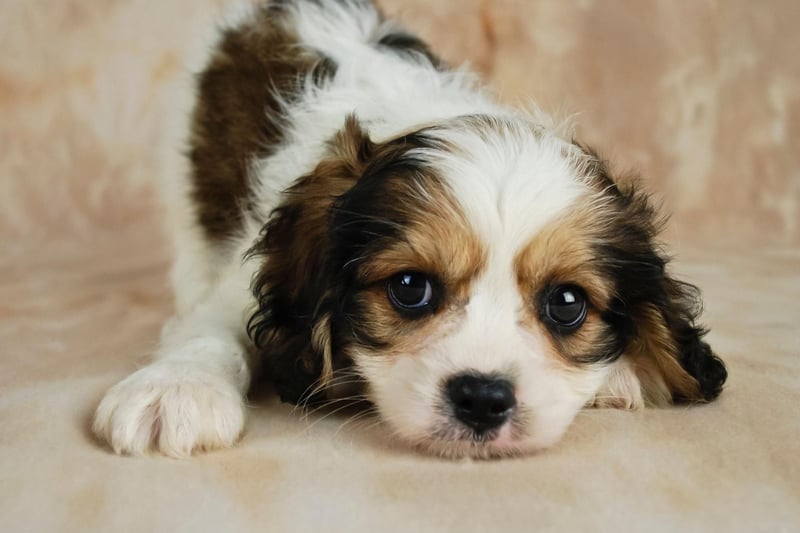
<box><xmin>391</xmin><ymin>0</ymin><xmax>800</xmax><ymax>244</ymax></box>
<box><xmin>1</xmin><ymin>1</ymin><xmax>799</xmax><ymax>531</ymax></box>
<box><xmin>2</xmin><ymin>0</ymin><xmax>798</xmax><ymax>249</ymax></box>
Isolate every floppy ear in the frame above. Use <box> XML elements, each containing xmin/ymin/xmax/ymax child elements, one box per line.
<box><xmin>622</xmin><ymin>273</ymin><xmax>728</xmax><ymax>405</ymax></box>
<box><xmin>247</xmin><ymin>116</ymin><xmax>373</xmax><ymax>404</ymax></box>
<box><xmin>583</xmin><ymin>155</ymin><xmax>727</xmax><ymax>408</ymax></box>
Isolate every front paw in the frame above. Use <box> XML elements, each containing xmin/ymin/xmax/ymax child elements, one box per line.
<box><xmin>93</xmin><ymin>362</ymin><xmax>246</xmax><ymax>457</ymax></box>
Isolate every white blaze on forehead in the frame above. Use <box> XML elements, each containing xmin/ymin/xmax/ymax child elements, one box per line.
<box><xmin>424</xmin><ymin>118</ymin><xmax>590</xmax><ymax>255</ymax></box>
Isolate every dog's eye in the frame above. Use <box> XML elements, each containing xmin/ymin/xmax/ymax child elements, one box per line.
<box><xmin>544</xmin><ymin>285</ymin><xmax>587</xmax><ymax>330</ymax></box>
<box><xmin>387</xmin><ymin>272</ymin><xmax>434</xmax><ymax>312</ymax></box>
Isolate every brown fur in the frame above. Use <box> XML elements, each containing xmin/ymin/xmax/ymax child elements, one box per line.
<box><xmin>625</xmin><ymin>304</ymin><xmax>703</xmax><ymax>403</ymax></box>
<box><xmin>514</xmin><ymin>197</ymin><xmax>623</xmax><ymax>366</ymax></box>
<box><xmin>188</xmin><ymin>4</ymin><xmax>336</xmax><ymax>241</ymax></box>
<box><xmin>514</xmin><ymin>205</ymin><xmax>617</xmax><ymax>311</ymax></box>
<box><xmin>347</xmin><ymin>201</ymin><xmax>486</xmax><ymax>355</ymax></box>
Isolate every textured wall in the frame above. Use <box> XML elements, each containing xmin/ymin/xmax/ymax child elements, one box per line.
<box><xmin>380</xmin><ymin>0</ymin><xmax>800</xmax><ymax>244</ymax></box>
<box><xmin>1</xmin><ymin>0</ymin><xmax>798</xmax><ymax>246</ymax></box>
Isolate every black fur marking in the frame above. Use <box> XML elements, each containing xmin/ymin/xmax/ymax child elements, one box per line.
<box><xmin>662</xmin><ymin>279</ymin><xmax>728</xmax><ymax>401</ymax></box>
<box><xmin>377</xmin><ymin>31</ymin><xmax>443</xmax><ymax>68</ymax></box>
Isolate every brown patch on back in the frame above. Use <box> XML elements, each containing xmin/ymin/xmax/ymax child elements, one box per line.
<box><xmin>188</xmin><ymin>5</ymin><xmax>336</xmax><ymax>241</ymax></box>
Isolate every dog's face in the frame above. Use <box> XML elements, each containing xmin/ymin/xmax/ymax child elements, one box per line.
<box><xmin>249</xmin><ymin>115</ymin><xmax>726</xmax><ymax>458</ymax></box>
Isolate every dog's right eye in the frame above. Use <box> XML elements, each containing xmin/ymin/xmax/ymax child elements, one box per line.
<box><xmin>387</xmin><ymin>272</ymin><xmax>435</xmax><ymax>314</ymax></box>
<box><xmin>543</xmin><ymin>284</ymin><xmax>588</xmax><ymax>332</ymax></box>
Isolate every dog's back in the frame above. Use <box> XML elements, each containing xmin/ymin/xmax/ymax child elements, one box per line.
<box><xmin>187</xmin><ymin>0</ymin><xmax>499</xmax><ymax>249</ymax></box>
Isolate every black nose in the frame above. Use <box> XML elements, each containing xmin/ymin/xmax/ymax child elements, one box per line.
<box><xmin>446</xmin><ymin>374</ymin><xmax>516</xmax><ymax>432</ymax></box>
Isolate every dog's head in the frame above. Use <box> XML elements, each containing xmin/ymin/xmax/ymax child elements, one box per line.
<box><xmin>248</xmin><ymin>114</ymin><xmax>727</xmax><ymax>458</ymax></box>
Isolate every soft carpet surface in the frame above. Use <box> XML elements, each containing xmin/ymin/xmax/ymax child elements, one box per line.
<box><xmin>1</xmin><ymin>0</ymin><xmax>798</xmax><ymax>531</ymax></box>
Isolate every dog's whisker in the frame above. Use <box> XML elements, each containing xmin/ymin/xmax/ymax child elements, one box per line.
<box><xmin>341</xmin><ymin>414</ymin><xmax>385</xmax><ymax>440</ymax></box>
<box><xmin>298</xmin><ymin>380</ymin><xmax>365</xmax><ymax>411</ymax></box>
<box><xmin>290</xmin><ymin>372</ymin><xmax>363</xmax><ymax>416</ymax></box>
<box><xmin>300</xmin><ymin>398</ymin><xmax>370</xmax><ymax>434</ymax></box>
<box><xmin>298</xmin><ymin>392</ymin><xmax>368</xmax><ymax>422</ymax></box>
<box><xmin>332</xmin><ymin>407</ymin><xmax>378</xmax><ymax>438</ymax></box>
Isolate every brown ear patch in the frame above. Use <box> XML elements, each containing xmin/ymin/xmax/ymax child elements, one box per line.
<box><xmin>246</xmin><ymin>117</ymin><xmax>372</xmax><ymax>404</ymax></box>
<box><xmin>623</xmin><ymin>304</ymin><xmax>703</xmax><ymax>405</ymax></box>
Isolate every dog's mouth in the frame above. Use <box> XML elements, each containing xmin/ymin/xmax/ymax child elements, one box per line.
<box><xmin>419</xmin><ymin>416</ymin><xmax>526</xmax><ymax>458</ymax></box>
<box><xmin>418</xmin><ymin>429</ymin><xmax>522</xmax><ymax>459</ymax></box>
<box><xmin>430</xmin><ymin>423</ymin><xmax>502</xmax><ymax>443</ymax></box>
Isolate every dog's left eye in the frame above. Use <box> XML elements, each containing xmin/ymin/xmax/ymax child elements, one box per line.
<box><xmin>544</xmin><ymin>284</ymin><xmax>588</xmax><ymax>331</ymax></box>
<box><xmin>387</xmin><ymin>272</ymin><xmax>434</xmax><ymax>313</ymax></box>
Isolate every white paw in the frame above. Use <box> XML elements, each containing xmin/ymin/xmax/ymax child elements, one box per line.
<box><xmin>93</xmin><ymin>361</ymin><xmax>246</xmax><ymax>457</ymax></box>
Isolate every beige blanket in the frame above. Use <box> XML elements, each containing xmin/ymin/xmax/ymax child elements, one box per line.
<box><xmin>2</xmin><ymin>0</ymin><xmax>799</xmax><ymax>530</ymax></box>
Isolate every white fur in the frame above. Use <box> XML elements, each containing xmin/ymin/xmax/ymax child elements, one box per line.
<box><xmin>423</xmin><ymin>119</ymin><xmax>590</xmax><ymax>250</ymax></box>
<box><xmin>93</xmin><ymin>238</ymin><xmax>258</xmax><ymax>457</ymax></box>
<box><xmin>94</xmin><ymin>0</ymin><xmax>631</xmax><ymax>457</ymax></box>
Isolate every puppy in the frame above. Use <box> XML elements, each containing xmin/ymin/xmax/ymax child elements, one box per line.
<box><xmin>93</xmin><ymin>0</ymin><xmax>727</xmax><ymax>458</ymax></box>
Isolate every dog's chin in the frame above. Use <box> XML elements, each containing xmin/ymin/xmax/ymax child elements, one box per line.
<box><xmin>401</xmin><ymin>423</ymin><xmax>552</xmax><ymax>460</ymax></box>
<box><xmin>415</xmin><ymin>434</ymin><xmax>524</xmax><ymax>460</ymax></box>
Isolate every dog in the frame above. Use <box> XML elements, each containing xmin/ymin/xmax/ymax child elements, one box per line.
<box><xmin>93</xmin><ymin>0</ymin><xmax>727</xmax><ymax>459</ymax></box>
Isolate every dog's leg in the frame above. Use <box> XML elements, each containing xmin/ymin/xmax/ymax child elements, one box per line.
<box><xmin>93</xmin><ymin>251</ymin><xmax>259</xmax><ymax>457</ymax></box>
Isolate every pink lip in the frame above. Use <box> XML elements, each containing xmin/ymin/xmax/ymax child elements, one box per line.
<box><xmin>487</xmin><ymin>424</ymin><xmax>516</xmax><ymax>448</ymax></box>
